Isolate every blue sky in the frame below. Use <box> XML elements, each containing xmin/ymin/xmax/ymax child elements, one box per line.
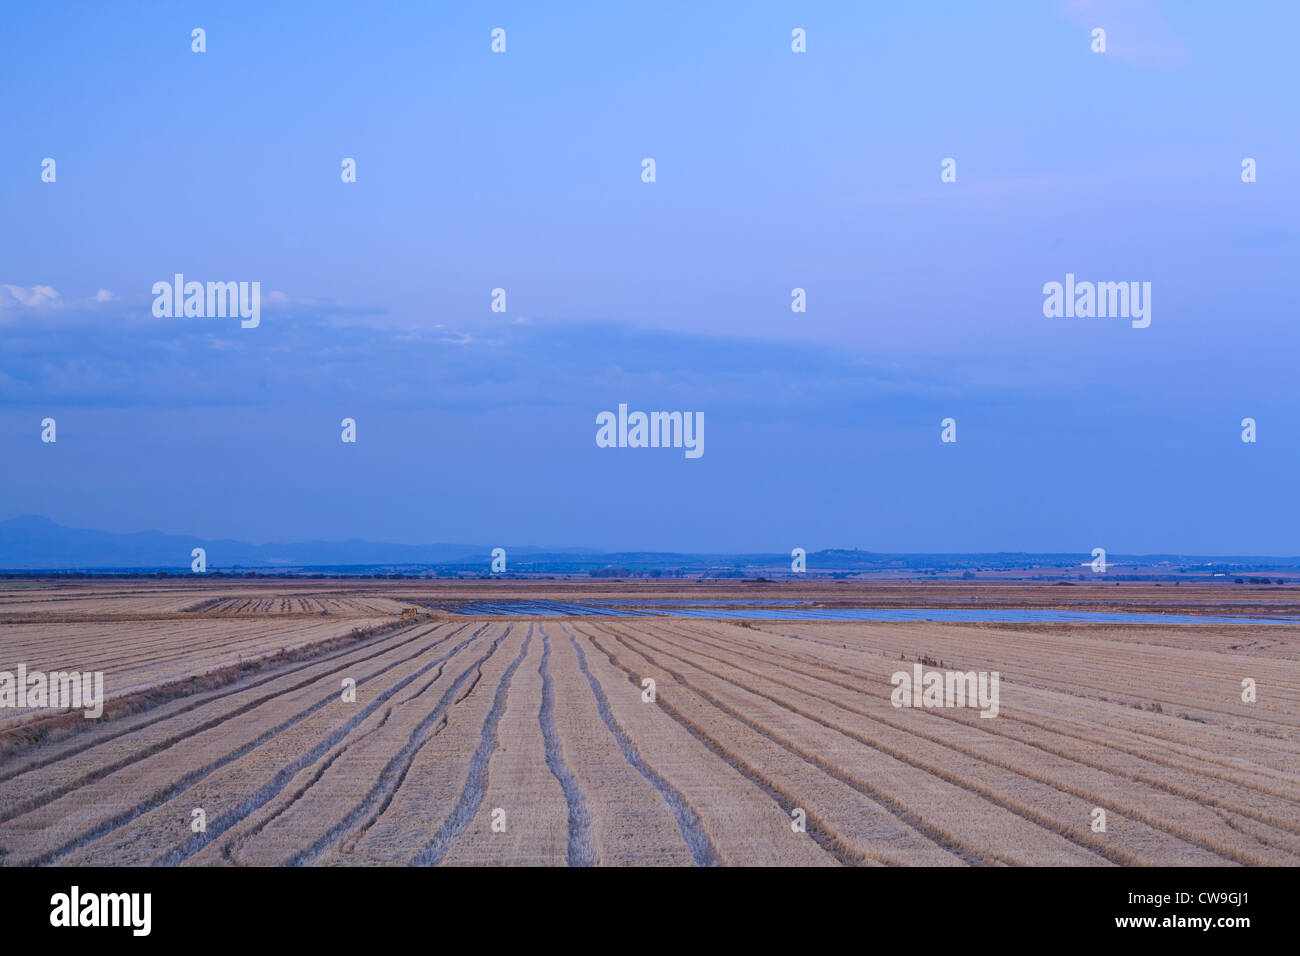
<box><xmin>2</xmin><ymin>1</ymin><xmax>1297</xmax><ymax>552</ymax></box>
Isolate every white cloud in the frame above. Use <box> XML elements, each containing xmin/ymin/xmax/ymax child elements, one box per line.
<box><xmin>0</xmin><ymin>284</ymin><xmax>61</xmax><ymax>308</ymax></box>
<box><xmin>94</xmin><ymin>289</ymin><xmax>113</xmax><ymax>302</ymax></box>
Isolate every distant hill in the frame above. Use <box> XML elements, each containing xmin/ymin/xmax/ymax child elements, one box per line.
<box><xmin>1</xmin><ymin>516</ymin><xmax>1297</xmax><ymax>574</ymax></box>
<box><xmin>0</xmin><ymin>515</ymin><xmax>504</xmax><ymax>569</ymax></box>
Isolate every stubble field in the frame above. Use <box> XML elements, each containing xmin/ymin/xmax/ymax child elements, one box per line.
<box><xmin>0</xmin><ymin>580</ymin><xmax>1297</xmax><ymax>866</ymax></box>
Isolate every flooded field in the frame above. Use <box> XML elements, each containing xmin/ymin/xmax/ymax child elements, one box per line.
<box><xmin>432</xmin><ymin>599</ymin><xmax>1300</xmax><ymax>625</ymax></box>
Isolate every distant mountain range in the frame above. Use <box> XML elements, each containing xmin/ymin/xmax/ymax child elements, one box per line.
<box><xmin>1</xmin><ymin>516</ymin><xmax>1298</xmax><ymax>575</ymax></box>
<box><xmin>0</xmin><ymin>515</ymin><xmax>556</xmax><ymax>570</ymax></box>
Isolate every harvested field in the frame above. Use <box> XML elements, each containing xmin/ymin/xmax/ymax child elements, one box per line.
<box><xmin>0</xmin><ymin>581</ymin><xmax>1297</xmax><ymax>866</ymax></box>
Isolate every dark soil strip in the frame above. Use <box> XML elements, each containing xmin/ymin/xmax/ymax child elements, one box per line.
<box><xmin>562</xmin><ymin>625</ymin><xmax>720</xmax><ymax>867</ymax></box>
<box><xmin>538</xmin><ymin>625</ymin><xmax>597</xmax><ymax>866</ymax></box>
<box><xmin>284</xmin><ymin>627</ymin><xmax>514</xmax><ymax>866</ymax></box>
<box><xmin>593</xmin><ymin>622</ymin><xmax>988</xmax><ymax>866</ymax></box>
<box><xmin>411</xmin><ymin>626</ymin><xmax>535</xmax><ymax>866</ymax></box>
<box><xmin>577</xmin><ymin>624</ymin><xmax>853</xmax><ymax>866</ymax></box>
<box><xmin>0</xmin><ymin>618</ymin><xmax>438</xmax><ymax>776</ymax></box>
<box><xmin>19</xmin><ymin>624</ymin><xmax>487</xmax><ymax>866</ymax></box>
<box><xmin>0</xmin><ymin>624</ymin><xmax>460</xmax><ymax>828</ymax></box>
